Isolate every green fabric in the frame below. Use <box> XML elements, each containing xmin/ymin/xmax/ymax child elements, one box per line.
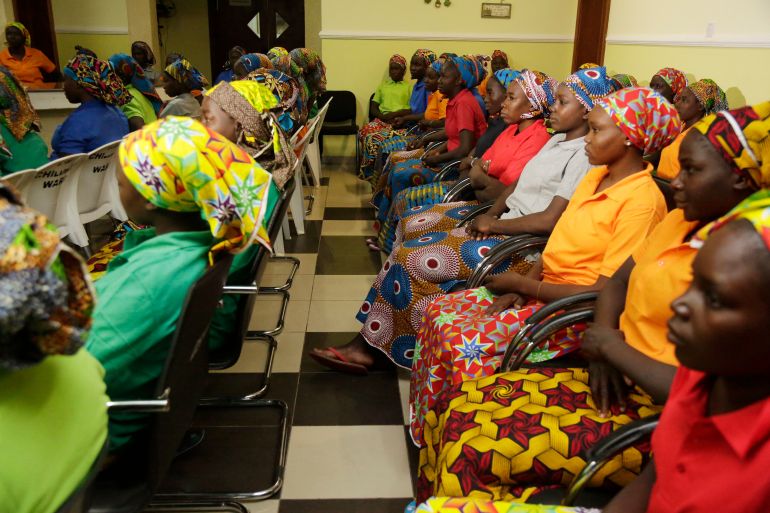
<box><xmin>121</xmin><ymin>84</ymin><xmax>158</xmax><ymax>124</ymax></box>
<box><xmin>0</xmin><ymin>350</ymin><xmax>108</xmax><ymax>513</ymax></box>
<box><xmin>0</xmin><ymin>124</ymin><xmax>48</xmax><ymax>176</ymax></box>
<box><xmin>373</xmin><ymin>79</ymin><xmax>413</xmax><ymax>115</ymax></box>
<box><xmin>86</xmin><ymin>228</ymin><xmax>212</xmax><ymax>451</ymax></box>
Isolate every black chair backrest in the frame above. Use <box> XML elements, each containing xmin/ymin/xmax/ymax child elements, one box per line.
<box><xmin>367</xmin><ymin>92</ymin><xmax>376</xmax><ymax>121</ymax></box>
<box><xmin>145</xmin><ymin>253</ymin><xmax>233</xmax><ymax>492</ymax></box>
<box><xmin>53</xmin><ymin>440</ymin><xmax>109</xmax><ymax>513</ymax></box>
<box><xmin>319</xmin><ymin>90</ymin><xmax>356</xmax><ymax>123</ymax></box>
<box><xmin>208</xmin><ymin>176</ymin><xmax>297</xmax><ymax>368</ymax></box>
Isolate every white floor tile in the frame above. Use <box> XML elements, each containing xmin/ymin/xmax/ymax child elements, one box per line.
<box><xmin>215</xmin><ymin>331</ymin><xmax>305</xmax><ymax>374</ymax></box>
<box><xmin>250</xmin><ymin>298</ymin><xmax>310</xmax><ymax>333</ymax></box>
<box><xmin>261</xmin><ymin>273</ymin><xmax>314</xmax><ymax>301</ymax></box>
<box><xmin>282</xmin><ymin>426</ymin><xmax>413</xmax><ymax>499</ymax></box>
<box><xmin>264</xmin><ymin>253</ymin><xmax>317</xmax><ymax>275</ymax></box>
<box><xmin>321</xmin><ymin>220</ymin><xmax>375</xmax><ymax>236</ymax></box>
<box><xmin>312</xmin><ymin>275</ymin><xmax>377</xmax><ymax>301</ymax></box>
<box><xmin>306</xmin><ymin>300</ymin><xmax>363</xmax><ymax>332</ymax></box>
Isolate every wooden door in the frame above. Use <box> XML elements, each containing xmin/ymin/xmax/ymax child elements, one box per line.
<box><xmin>207</xmin><ymin>0</ymin><xmax>304</xmax><ymax>74</ymax></box>
<box><xmin>11</xmin><ymin>0</ymin><xmax>59</xmax><ymax>66</ymax></box>
<box><xmin>571</xmin><ymin>0</ymin><xmax>611</xmax><ymax>71</ymax></box>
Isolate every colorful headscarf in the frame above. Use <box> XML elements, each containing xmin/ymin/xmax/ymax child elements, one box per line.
<box><xmin>75</xmin><ymin>45</ymin><xmax>98</xmax><ymax>59</ymax></box>
<box><xmin>493</xmin><ymin>68</ymin><xmax>521</xmax><ymax>90</ymax></box>
<box><xmin>64</xmin><ymin>54</ymin><xmax>131</xmax><ymax>106</ymax></box>
<box><xmin>290</xmin><ymin>48</ymin><xmax>327</xmax><ymax>94</ymax></box>
<box><xmin>692</xmin><ymin>102</ymin><xmax>770</xmax><ymax>190</ymax></box>
<box><xmin>0</xmin><ymin>185</ymin><xmax>94</xmax><ymax>370</ymax></box>
<box><xmin>245</xmin><ymin>69</ymin><xmax>305</xmax><ymax>131</ymax></box>
<box><xmin>610</xmin><ymin>73</ymin><xmax>639</xmax><ymax>90</ymax></box>
<box><xmin>691</xmin><ymin>189</ymin><xmax>770</xmax><ymax>252</ymax></box>
<box><xmin>0</xmin><ymin>66</ymin><xmax>40</xmax><ymax>143</ymax></box>
<box><xmin>205</xmin><ymin>80</ymin><xmax>295</xmax><ymax>189</ymax></box>
<box><xmin>445</xmin><ymin>54</ymin><xmax>487</xmax><ymax>90</ymax></box>
<box><xmin>223</xmin><ymin>45</ymin><xmax>247</xmax><ymax>70</ymax></box>
<box><xmin>578</xmin><ymin>62</ymin><xmax>601</xmax><ymax>70</ymax></box>
<box><xmin>514</xmin><ymin>69</ymin><xmax>558</xmax><ymax>119</ymax></box>
<box><xmin>491</xmin><ymin>50</ymin><xmax>509</xmax><ymax>66</ymax></box>
<box><xmin>654</xmin><ymin>67</ymin><xmax>688</xmax><ymax>99</ymax></box>
<box><xmin>563</xmin><ymin>66</ymin><xmax>616</xmax><ymax>110</ymax></box>
<box><xmin>389</xmin><ymin>54</ymin><xmax>407</xmax><ymax>71</ymax></box>
<box><xmin>131</xmin><ymin>41</ymin><xmax>156</xmax><ymax>66</ymax></box>
<box><xmin>5</xmin><ymin>22</ymin><xmax>30</xmax><ymax>47</ymax></box>
<box><xmin>429</xmin><ymin>54</ymin><xmax>447</xmax><ymax>74</ymax></box>
<box><xmin>687</xmin><ymin>78</ymin><xmax>729</xmax><ymax>115</ymax></box>
<box><xmin>119</xmin><ymin>117</ymin><xmax>277</xmax><ymax>259</ymax></box>
<box><xmin>271</xmin><ymin>54</ymin><xmax>309</xmax><ymax>111</ymax></box>
<box><xmin>596</xmin><ymin>87</ymin><xmax>682</xmax><ymax>155</ymax></box>
<box><xmin>236</xmin><ymin>53</ymin><xmax>273</xmax><ymax>75</ymax></box>
<box><xmin>267</xmin><ymin>47</ymin><xmax>289</xmax><ymax>61</ymax></box>
<box><xmin>165</xmin><ymin>58</ymin><xmax>209</xmax><ymax>96</ymax></box>
<box><xmin>108</xmin><ymin>53</ymin><xmax>162</xmax><ymax>114</ymax></box>
<box><xmin>413</xmin><ymin>49</ymin><xmax>438</xmax><ymax>67</ymax></box>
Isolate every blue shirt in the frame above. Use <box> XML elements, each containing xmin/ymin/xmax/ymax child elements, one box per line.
<box><xmin>50</xmin><ymin>100</ymin><xmax>129</xmax><ymax>159</ymax></box>
<box><xmin>471</xmin><ymin>87</ymin><xmax>488</xmax><ymax>117</ymax></box>
<box><xmin>409</xmin><ymin>80</ymin><xmax>429</xmax><ymax>114</ymax></box>
<box><xmin>215</xmin><ymin>69</ymin><xmax>235</xmax><ymax>85</ymax></box>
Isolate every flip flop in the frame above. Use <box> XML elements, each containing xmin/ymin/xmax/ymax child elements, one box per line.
<box><xmin>365</xmin><ymin>237</ymin><xmax>377</xmax><ymax>245</ymax></box>
<box><xmin>309</xmin><ymin>347</ymin><xmax>369</xmax><ymax>375</ymax></box>
<box><xmin>367</xmin><ymin>242</ymin><xmax>382</xmax><ymax>252</ymax></box>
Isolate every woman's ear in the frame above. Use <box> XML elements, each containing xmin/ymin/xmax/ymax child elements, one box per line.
<box><xmin>144</xmin><ymin>201</ymin><xmax>158</xmax><ymax>211</ymax></box>
<box><xmin>582</xmin><ymin>109</ymin><xmax>590</xmax><ymax>120</ymax></box>
<box><xmin>732</xmin><ymin>171</ymin><xmax>756</xmax><ymax>192</ymax></box>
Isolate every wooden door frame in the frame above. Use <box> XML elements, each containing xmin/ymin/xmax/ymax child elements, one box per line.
<box><xmin>571</xmin><ymin>0</ymin><xmax>611</xmax><ymax>71</ymax></box>
<box><xmin>11</xmin><ymin>0</ymin><xmax>60</xmax><ymax>66</ymax></box>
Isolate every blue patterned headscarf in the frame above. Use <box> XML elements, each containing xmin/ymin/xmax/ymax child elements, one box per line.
<box><xmin>445</xmin><ymin>54</ymin><xmax>487</xmax><ymax>90</ymax></box>
<box><xmin>236</xmin><ymin>53</ymin><xmax>273</xmax><ymax>75</ymax></box>
<box><xmin>164</xmin><ymin>58</ymin><xmax>209</xmax><ymax>95</ymax></box>
<box><xmin>108</xmin><ymin>53</ymin><xmax>162</xmax><ymax>114</ymax></box>
<box><xmin>493</xmin><ymin>68</ymin><xmax>521</xmax><ymax>90</ymax></box>
<box><xmin>563</xmin><ymin>66</ymin><xmax>616</xmax><ymax>110</ymax></box>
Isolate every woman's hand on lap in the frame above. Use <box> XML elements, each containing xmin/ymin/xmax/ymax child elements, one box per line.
<box><xmin>483</xmin><ymin>272</ymin><xmax>524</xmax><ymax>296</ymax></box>
<box><xmin>485</xmin><ymin>292</ymin><xmax>525</xmax><ymax>316</ymax></box>
<box><xmin>589</xmin><ymin>360</ymin><xmax>629</xmax><ymax>417</ymax></box>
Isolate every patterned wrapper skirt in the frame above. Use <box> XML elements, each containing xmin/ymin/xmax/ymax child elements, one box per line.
<box><xmin>372</xmin><ymin>158</ymin><xmax>442</xmax><ymax>224</ymax></box>
<box><xmin>377</xmin><ymin>181</ymin><xmax>459</xmax><ymax>253</ymax></box>
<box><xmin>371</xmin><ymin>148</ymin><xmax>426</xmax><ymax>208</ymax></box>
<box><xmin>416</xmin><ymin>369</ymin><xmax>661</xmax><ymax>503</ymax></box>
<box><xmin>409</xmin><ymin>288</ymin><xmax>586</xmax><ymax>445</ymax></box>
<box><xmin>413</xmin><ymin>497</ymin><xmax>600</xmax><ymax>513</ymax></box>
<box><xmin>356</xmin><ymin>205</ymin><xmax>533</xmax><ymax>368</ymax></box>
<box><xmin>86</xmin><ymin>221</ymin><xmax>144</xmax><ymax>280</ymax></box>
<box><xmin>359</xmin><ymin>120</ymin><xmax>415</xmax><ymax>181</ymax></box>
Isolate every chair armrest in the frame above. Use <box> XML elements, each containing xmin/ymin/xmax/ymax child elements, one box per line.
<box><xmin>455</xmin><ymin>201</ymin><xmax>494</xmax><ymax>228</ymax></box>
<box><xmin>520</xmin><ymin>291</ymin><xmax>600</xmax><ymax>328</ymax></box>
<box><xmin>442</xmin><ymin>177</ymin><xmax>473</xmax><ymax>203</ymax></box>
<box><xmin>107</xmin><ymin>388</ymin><xmax>171</xmax><ymax>413</ymax></box>
<box><xmin>406</xmin><ymin>124</ymin><xmax>422</xmax><ymax>136</ymax></box>
<box><xmin>562</xmin><ymin>415</ymin><xmax>660</xmax><ymax>506</ymax></box>
<box><xmin>465</xmin><ymin>235</ymin><xmax>547</xmax><ymax>288</ymax></box>
<box><xmin>503</xmin><ymin>307</ymin><xmax>595</xmax><ymax>371</ymax></box>
<box><xmin>434</xmin><ymin>160</ymin><xmax>462</xmax><ymax>183</ymax></box>
<box><xmin>223</xmin><ymin>284</ymin><xmax>260</xmax><ymax>295</ymax></box>
<box><xmin>422</xmin><ymin>140</ymin><xmax>444</xmax><ymax>156</ymax></box>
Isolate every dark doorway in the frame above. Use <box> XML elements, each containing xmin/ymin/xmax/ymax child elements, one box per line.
<box><xmin>11</xmin><ymin>0</ymin><xmax>59</xmax><ymax>66</ymax></box>
<box><xmin>571</xmin><ymin>0</ymin><xmax>611</xmax><ymax>71</ymax></box>
<box><xmin>207</xmin><ymin>0</ymin><xmax>305</xmax><ymax>76</ymax></box>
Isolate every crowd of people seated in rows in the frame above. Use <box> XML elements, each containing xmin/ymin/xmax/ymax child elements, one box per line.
<box><xmin>1</xmin><ymin>20</ymin><xmax>770</xmax><ymax>513</ymax></box>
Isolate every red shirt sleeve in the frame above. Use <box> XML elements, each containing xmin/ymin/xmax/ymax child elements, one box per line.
<box><xmin>498</xmin><ymin>126</ymin><xmax>551</xmax><ymax>185</ymax></box>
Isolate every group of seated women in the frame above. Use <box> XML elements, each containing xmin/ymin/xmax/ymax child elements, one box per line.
<box><xmin>302</xmin><ymin>49</ymin><xmax>770</xmax><ymax>511</ymax></box>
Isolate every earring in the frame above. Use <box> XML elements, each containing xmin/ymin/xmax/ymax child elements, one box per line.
<box><xmin>624</xmin><ymin>141</ymin><xmax>632</xmax><ymax>147</ymax></box>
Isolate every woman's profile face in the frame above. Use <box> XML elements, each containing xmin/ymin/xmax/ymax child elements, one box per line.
<box><xmin>500</xmin><ymin>81</ymin><xmax>530</xmax><ymax>125</ymax></box>
<box><xmin>132</xmin><ymin>48</ymin><xmax>149</xmax><ymax>68</ymax></box>
<box><xmin>649</xmin><ymin>74</ymin><xmax>674</xmax><ymax>103</ymax></box>
<box><xmin>549</xmin><ymin>84</ymin><xmax>587</xmax><ymax>134</ymax></box>
<box><xmin>584</xmin><ymin>107</ymin><xmax>628</xmax><ymax>165</ymax></box>
<box><xmin>201</xmin><ymin>96</ymin><xmax>238</xmax><ymax>142</ymax></box>
<box><xmin>5</xmin><ymin>27</ymin><xmax>24</xmax><ymax>48</ymax></box>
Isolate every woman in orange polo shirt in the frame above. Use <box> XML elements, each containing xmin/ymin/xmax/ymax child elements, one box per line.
<box><xmin>410</xmin><ymin>101</ymin><xmax>768</xmax><ymax>507</ymax></box>
<box><xmin>0</xmin><ymin>23</ymin><xmax>60</xmax><ymax>88</ymax></box>
<box><xmin>409</xmin><ymin>87</ymin><xmax>680</xmax><ymax>448</ymax></box>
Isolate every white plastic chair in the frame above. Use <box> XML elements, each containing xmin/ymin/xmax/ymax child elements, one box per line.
<box><xmin>76</xmin><ymin>140</ymin><xmax>128</xmax><ymax>226</ymax></box>
<box><xmin>2</xmin><ymin>153</ymin><xmax>89</xmax><ymax>246</ymax></box>
<box><xmin>304</xmin><ymin>98</ymin><xmax>332</xmax><ymax>187</ymax></box>
<box><xmin>286</xmin><ymin>118</ymin><xmax>318</xmax><ymax>236</ymax></box>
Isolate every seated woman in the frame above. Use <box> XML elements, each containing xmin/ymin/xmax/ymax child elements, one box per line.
<box><xmin>159</xmin><ymin>58</ymin><xmax>209</xmax><ymax>118</ymax></box>
<box><xmin>131</xmin><ymin>41</ymin><xmax>159</xmax><ymax>83</ymax></box>
<box><xmin>0</xmin><ymin>22</ymin><xmax>60</xmax><ymax>88</ymax></box>
<box><xmin>164</xmin><ymin>52</ymin><xmax>184</xmax><ymax>67</ymax></box>
<box><xmin>657</xmin><ymin>78</ymin><xmax>728</xmax><ymax>180</ymax></box>
<box><xmin>310</xmin><ymin>69</ymin><xmax>607</xmax><ymax>373</ymax></box>
<box><xmin>85</xmin><ymin>117</ymin><xmax>276</xmax><ymax>452</ymax></box>
<box><xmin>413</xmin><ymin>102</ymin><xmax>761</xmax><ymax>504</ymax></box>
<box><xmin>268</xmin><ymin>46</ymin><xmax>289</xmax><ymax>60</ymax></box>
<box><xmin>270</xmin><ymin>51</ymin><xmax>310</xmax><ymax>125</ymax></box>
<box><xmin>409</xmin><ymin>87</ymin><xmax>680</xmax><ymax>446</ymax></box>
<box><xmin>375</xmin><ymin>68</ymin><xmax>557</xmax><ymax>254</ymax></box>
<box><xmin>108</xmin><ymin>53</ymin><xmax>162</xmax><ymax>131</ymax></box>
<box><xmin>477</xmin><ymin>49</ymin><xmax>509</xmax><ymax>97</ymax></box>
<box><xmin>0</xmin><ymin>66</ymin><xmax>48</xmax><ymax>174</ymax></box>
<box><xmin>234</xmin><ymin>53</ymin><xmax>274</xmax><ymax>78</ymax></box>
<box><xmin>290</xmin><ymin>48</ymin><xmax>327</xmax><ymax>117</ymax></box>
<box><xmin>214</xmin><ymin>46</ymin><xmax>246</xmax><ymax>84</ymax></box>
<box><xmin>50</xmin><ymin>52</ymin><xmax>130</xmax><ymax>159</ymax></box>
<box><xmin>244</xmin><ymin>68</ymin><xmax>305</xmax><ymax>136</ymax></box>
<box><xmin>0</xmin><ymin>185</ymin><xmax>108</xmax><ymax>513</ymax></box>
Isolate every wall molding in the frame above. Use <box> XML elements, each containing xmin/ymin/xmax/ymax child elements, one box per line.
<box><xmin>605</xmin><ymin>35</ymin><xmax>770</xmax><ymax>48</ymax></box>
<box><xmin>319</xmin><ymin>30</ymin><xmax>572</xmax><ymax>43</ymax></box>
<box><xmin>55</xmin><ymin>26</ymin><xmax>129</xmax><ymax>35</ymax></box>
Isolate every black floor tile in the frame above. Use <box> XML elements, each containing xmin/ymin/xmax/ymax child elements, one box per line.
<box><xmin>316</xmin><ymin>236</ymin><xmax>383</xmax><ymax>275</ymax></box>
<box><xmin>193</xmin><ymin>372</ymin><xmax>299</xmax><ymax>427</ymax></box>
<box><xmin>279</xmin><ymin>498</ymin><xmax>413</xmax><ymax>513</ymax></box>
<box><xmin>293</xmin><ymin>371</ymin><xmax>403</xmax><ymax>426</ymax></box>
<box><xmin>320</xmin><ymin>176</ymin><xmax>330</xmax><ymax>186</ymax></box>
<box><xmin>323</xmin><ymin>207</ymin><xmax>376</xmax><ymax>220</ymax></box>
<box><xmin>283</xmin><ymin>220</ymin><xmax>323</xmax><ymax>253</ymax></box>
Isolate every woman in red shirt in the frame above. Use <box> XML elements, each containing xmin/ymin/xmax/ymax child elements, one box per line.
<box><xmin>0</xmin><ymin>22</ymin><xmax>60</xmax><ymax>88</ymax></box>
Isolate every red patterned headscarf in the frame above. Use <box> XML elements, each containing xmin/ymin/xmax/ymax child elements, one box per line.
<box><xmin>595</xmin><ymin>87</ymin><xmax>683</xmax><ymax>154</ymax></box>
<box><xmin>390</xmin><ymin>54</ymin><xmax>407</xmax><ymax>70</ymax></box>
<box><xmin>687</xmin><ymin>78</ymin><xmax>729</xmax><ymax>115</ymax></box>
<box><xmin>654</xmin><ymin>67</ymin><xmax>688</xmax><ymax>98</ymax></box>
<box><xmin>413</xmin><ymin>49</ymin><xmax>437</xmax><ymax>66</ymax></box>
<box><xmin>491</xmin><ymin>50</ymin><xmax>509</xmax><ymax>66</ymax></box>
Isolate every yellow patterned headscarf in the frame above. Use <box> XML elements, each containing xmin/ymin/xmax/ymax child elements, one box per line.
<box><xmin>5</xmin><ymin>22</ymin><xmax>30</xmax><ymax>47</ymax></box>
<box><xmin>691</xmin><ymin>189</ymin><xmax>770</xmax><ymax>251</ymax></box>
<box><xmin>693</xmin><ymin>101</ymin><xmax>770</xmax><ymax>190</ymax></box>
<box><xmin>119</xmin><ymin>116</ymin><xmax>276</xmax><ymax>260</ymax></box>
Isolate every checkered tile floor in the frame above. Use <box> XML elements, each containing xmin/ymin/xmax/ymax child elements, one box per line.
<box><xmin>185</xmin><ymin>159</ymin><xmax>418</xmax><ymax>513</ymax></box>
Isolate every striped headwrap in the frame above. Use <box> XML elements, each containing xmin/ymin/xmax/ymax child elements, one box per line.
<box><xmin>687</xmin><ymin>78</ymin><xmax>729</xmax><ymax>115</ymax></box>
<box><xmin>64</xmin><ymin>53</ymin><xmax>131</xmax><ymax>106</ymax></box>
<box><xmin>654</xmin><ymin>67</ymin><xmax>688</xmax><ymax>99</ymax></box>
<box><xmin>692</xmin><ymin>101</ymin><xmax>770</xmax><ymax>190</ymax></box>
<box><xmin>596</xmin><ymin>87</ymin><xmax>682</xmax><ymax>155</ymax></box>
<box><xmin>514</xmin><ymin>69</ymin><xmax>558</xmax><ymax>119</ymax></box>
<box><xmin>563</xmin><ymin>66</ymin><xmax>616</xmax><ymax>110</ymax></box>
